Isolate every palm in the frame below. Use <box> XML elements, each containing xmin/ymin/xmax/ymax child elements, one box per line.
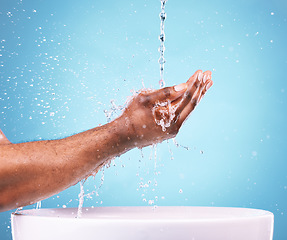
<box><xmin>119</xmin><ymin>70</ymin><xmax>213</xmax><ymax>149</ymax></box>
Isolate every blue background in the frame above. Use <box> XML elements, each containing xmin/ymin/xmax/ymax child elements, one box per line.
<box><xmin>0</xmin><ymin>0</ymin><xmax>286</xmax><ymax>239</ymax></box>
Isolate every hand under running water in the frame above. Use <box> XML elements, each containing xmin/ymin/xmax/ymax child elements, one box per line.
<box><xmin>118</xmin><ymin>70</ymin><xmax>213</xmax><ymax>149</ymax></box>
<box><xmin>0</xmin><ymin>69</ymin><xmax>212</xmax><ymax>212</ymax></box>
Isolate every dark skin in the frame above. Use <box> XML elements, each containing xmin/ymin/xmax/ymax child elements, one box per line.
<box><xmin>0</xmin><ymin>70</ymin><xmax>213</xmax><ymax>212</ymax></box>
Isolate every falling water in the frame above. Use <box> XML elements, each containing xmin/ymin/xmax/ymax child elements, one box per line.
<box><xmin>77</xmin><ymin>179</ymin><xmax>85</xmax><ymax>218</ymax></box>
<box><xmin>36</xmin><ymin>201</ymin><xmax>41</xmax><ymax>209</ymax></box>
<box><xmin>75</xmin><ymin>0</ymin><xmax>188</xmax><ymax>212</ymax></box>
<box><xmin>158</xmin><ymin>0</ymin><xmax>167</xmax><ymax>88</ymax></box>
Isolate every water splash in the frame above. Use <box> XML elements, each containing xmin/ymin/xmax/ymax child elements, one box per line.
<box><xmin>15</xmin><ymin>207</ymin><xmax>23</xmax><ymax>214</ymax></box>
<box><xmin>104</xmin><ymin>99</ymin><xmax>124</xmax><ymax>122</ymax></box>
<box><xmin>99</xmin><ymin>168</ymin><xmax>105</xmax><ymax>189</ymax></box>
<box><xmin>172</xmin><ymin>138</ymin><xmax>190</xmax><ymax>150</ymax></box>
<box><xmin>152</xmin><ymin>99</ymin><xmax>176</xmax><ymax>131</ymax></box>
<box><xmin>137</xmin><ymin>146</ymin><xmax>161</xmax><ymax>207</ymax></box>
<box><xmin>153</xmin><ymin>144</ymin><xmax>157</xmax><ymax>169</ymax></box>
<box><xmin>167</xmin><ymin>139</ymin><xmax>174</xmax><ymax>160</ymax></box>
<box><xmin>158</xmin><ymin>0</ymin><xmax>167</xmax><ymax>88</ymax></box>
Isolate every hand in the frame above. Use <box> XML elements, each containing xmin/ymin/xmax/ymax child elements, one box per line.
<box><xmin>118</xmin><ymin>70</ymin><xmax>213</xmax><ymax>149</ymax></box>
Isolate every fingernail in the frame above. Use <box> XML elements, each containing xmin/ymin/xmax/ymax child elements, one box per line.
<box><xmin>206</xmin><ymin>81</ymin><xmax>213</xmax><ymax>90</ymax></box>
<box><xmin>198</xmin><ymin>72</ymin><xmax>203</xmax><ymax>81</ymax></box>
<box><xmin>203</xmin><ymin>74</ymin><xmax>208</xmax><ymax>83</ymax></box>
<box><xmin>174</xmin><ymin>83</ymin><xmax>187</xmax><ymax>92</ymax></box>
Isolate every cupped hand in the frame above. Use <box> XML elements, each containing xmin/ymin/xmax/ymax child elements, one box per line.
<box><xmin>118</xmin><ymin>70</ymin><xmax>213</xmax><ymax>149</ymax></box>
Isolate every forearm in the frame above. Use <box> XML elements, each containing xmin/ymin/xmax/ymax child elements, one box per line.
<box><xmin>0</xmin><ymin>117</ymin><xmax>132</xmax><ymax>212</ymax></box>
<box><xmin>0</xmin><ymin>69</ymin><xmax>213</xmax><ymax>212</ymax></box>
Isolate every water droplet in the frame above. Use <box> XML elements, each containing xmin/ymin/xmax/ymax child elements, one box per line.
<box><xmin>158</xmin><ymin>57</ymin><xmax>166</xmax><ymax>65</ymax></box>
<box><xmin>159</xmin><ymin>79</ymin><xmax>165</xmax><ymax>88</ymax></box>
<box><xmin>159</xmin><ymin>12</ymin><xmax>166</xmax><ymax>21</ymax></box>
<box><xmin>159</xmin><ymin>33</ymin><xmax>165</xmax><ymax>42</ymax></box>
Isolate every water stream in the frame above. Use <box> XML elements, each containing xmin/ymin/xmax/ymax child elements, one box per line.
<box><xmin>76</xmin><ymin>0</ymin><xmax>170</xmax><ymax>215</ymax></box>
<box><xmin>158</xmin><ymin>0</ymin><xmax>167</xmax><ymax>88</ymax></box>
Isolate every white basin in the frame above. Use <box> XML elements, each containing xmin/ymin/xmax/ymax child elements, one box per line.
<box><xmin>11</xmin><ymin>206</ymin><xmax>274</xmax><ymax>240</ymax></box>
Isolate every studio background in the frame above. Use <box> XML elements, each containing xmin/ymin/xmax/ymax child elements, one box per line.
<box><xmin>1</xmin><ymin>0</ymin><xmax>287</xmax><ymax>239</ymax></box>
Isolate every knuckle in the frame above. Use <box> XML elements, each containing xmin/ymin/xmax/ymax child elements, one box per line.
<box><xmin>163</xmin><ymin>87</ymin><xmax>171</xmax><ymax>98</ymax></box>
<box><xmin>138</xmin><ymin>93</ymin><xmax>150</xmax><ymax>106</ymax></box>
<box><xmin>191</xmin><ymin>98</ymin><xmax>197</xmax><ymax>107</ymax></box>
<box><xmin>184</xmin><ymin>92</ymin><xmax>192</xmax><ymax>100</ymax></box>
<box><xmin>194</xmin><ymin>80</ymin><xmax>200</xmax><ymax>88</ymax></box>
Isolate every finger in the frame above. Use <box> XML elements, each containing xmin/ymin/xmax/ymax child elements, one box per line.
<box><xmin>189</xmin><ymin>70</ymin><xmax>212</xmax><ymax>105</ymax></box>
<box><xmin>202</xmin><ymin>70</ymin><xmax>212</xmax><ymax>83</ymax></box>
<box><xmin>170</xmin><ymin>69</ymin><xmax>202</xmax><ymax>106</ymax></box>
<box><xmin>198</xmin><ymin>70</ymin><xmax>213</xmax><ymax>103</ymax></box>
<box><xmin>176</xmin><ymin>88</ymin><xmax>202</xmax><ymax>127</ymax></box>
<box><xmin>198</xmin><ymin>79</ymin><xmax>213</xmax><ymax>103</ymax></box>
<box><xmin>147</xmin><ymin>84</ymin><xmax>187</xmax><ymax>104</ymax></box>
<box><xmin>198</xmin><ymin>71</ymin><xmax>212</xmax><ymax>103</ymax></box>
<box><xmin>177</xmin><ymin>79</ymin><xmax>213</xmax><ymax>127</ymax></box>
<box><xmin>172</xmin><ymin>71</ymin><xmax>202</xmax><ymax>115</ymax></box>
<box><xmin>169</xmin><ymin>70</ymin><xmax>202</xmax><ymax>106</ymax></box>
<box><xmin>146</xmin><ymin>70</ymin><xmax>203</xmax><ymax>104</ymax></box>
<box><xmin>187</xmin><ymin>70</ymin><xmax>202</xmax><ymax>84</ymax></box>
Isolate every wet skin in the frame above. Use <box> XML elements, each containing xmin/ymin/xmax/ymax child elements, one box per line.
<box><xmin>121</xmin><ymin>70</ymin><xmax>212</xmax><ymax>148</ymax></box>
<box><xmin>0</xmin><ymin>70</ymin><xmax>213</xmax><ymax>212</ymax></box>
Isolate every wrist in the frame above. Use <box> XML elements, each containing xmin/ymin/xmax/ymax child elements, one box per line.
<box><xmin>111</xmin><ymin>115</ymin><xmax>136</xmax><ymax>151</ymax></box>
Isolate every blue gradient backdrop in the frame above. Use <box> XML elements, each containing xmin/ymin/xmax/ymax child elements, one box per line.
<box><xmin>1</xmin><ymin>0</ymin><xmax>287</xmax><ymax>239</ymax></box>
